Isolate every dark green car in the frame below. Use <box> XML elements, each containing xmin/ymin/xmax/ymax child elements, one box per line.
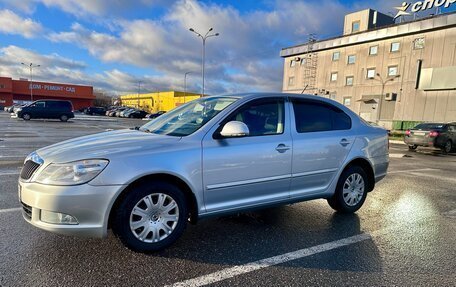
<box><xmin>16</xmin><ymin>100</ymin><xmax>74</xmax><ymax>122</ymax></box>
<box><xmin>404</xmin><ymin>122</ymin><xmax>456</xmax><ymax>153</ymax></box>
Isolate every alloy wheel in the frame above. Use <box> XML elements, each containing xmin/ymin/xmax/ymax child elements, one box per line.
<box><xmin>342</xmin><ymin>173</ymin><xmax>365</xmax><ymax>207</ymax></box>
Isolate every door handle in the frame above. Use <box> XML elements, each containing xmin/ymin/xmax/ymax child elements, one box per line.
<box><xmin>276</xmin><ymin>144</ymin><xmax>290</xmax><ymax>153</ymax></box>
<box><xmin>340</xmin><ymin>138</ymin><xmax>351</xmax><ymax>147</ymax></box>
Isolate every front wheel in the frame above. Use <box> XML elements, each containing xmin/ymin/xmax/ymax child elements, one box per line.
<box><xmin>328</xmin><ymin>166</ymin><xmax>368</xmax><ymax>213</ymax></box>
<box><xmin>442</xmin><ymin>140</ymin><xmax>452</xmax><ymax>154</ymax></box>
<box><xmin>113</xmin><ymin>181</ymin><xmax>187</xmax><ymax>253</ymax></box>
<box><xmin>22</xmin><ymin>113</ymin><xmax>31</xmax><ymax>121</ymax></box>
<box><xmin>60</xmin><ymin>114</ymin><xmax>68</xmax><ymax>122</ymax></box>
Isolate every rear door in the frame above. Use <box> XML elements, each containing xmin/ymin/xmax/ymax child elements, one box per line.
<box><xmin>289</xmin><ymin>98</ymin><xmax>354</xmax><ymax>199</ymax></box>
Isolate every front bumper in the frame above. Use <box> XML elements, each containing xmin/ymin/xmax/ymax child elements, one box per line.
<box><xmin>19</xmin><ymin>181</ymin><xmax>126</xmax><ymax>238</ymax></box>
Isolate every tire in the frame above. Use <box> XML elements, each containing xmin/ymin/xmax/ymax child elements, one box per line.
<box><xmin>112</xmin><ymin>181</ymin><xmax>188</xmax><ymax>253</ymax></box>
<box><xmin>60</xmin><ymin>114</ymin><xmax>68</xmax><ymax>122</ymax></box>
<box><xmin>408</xmin><ymin>145</ymin><xmax>417</xmax><ymax>151</ymax></box>
<box><xmin>327</xmin><ymin>166</ymin><xmax>368</xmax><ymax>213</ymax></box>
<box><xmin>22</xmin><ymin>113</ymin><xmax>31</xmax><ymax>121</ymax></box>
<box><xmin>442</xmin><ymin>140</ymin><xmax>452</xmax><ymax>154</ymax></box>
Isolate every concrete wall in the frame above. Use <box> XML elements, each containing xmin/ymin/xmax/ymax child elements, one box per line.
<box><xmin>282</xmin><ymin>15</ymin><xmax>456</xmax><ymax>128</ymax></box>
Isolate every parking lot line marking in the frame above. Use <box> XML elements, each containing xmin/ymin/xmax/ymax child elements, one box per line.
<box><xmin>0</xmin><ymin>207</ymin><xmax>21</xmax><ymax>214</ymax></box>
<box><xmin>0</xmin><ymin>172</ymin><xmax>20</xmax><ymax>176</ymax></box>
<box><xmin>388</xmin><ymin>168</ymin><xmax>438</xmax><ymax>174</ymax></box>
<box><xmin>407</xmin><ymin>172</ymin><xmax>456</xmax><ymax>184</ymax></box>
<box><xmin>167</xmin><ymin>232</ymin><xmax>373</xmax><ymax>287</ymax></box>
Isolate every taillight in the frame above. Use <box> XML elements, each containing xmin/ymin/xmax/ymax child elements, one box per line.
<box><xmin>405</xmin><ymin>129</ymin><xmax>411</xmax><ymax>136</ymax></box>
<box><xmin>429</xmin><ymin>130</ymin><xmax>439</xmax><ymax>137</ymax></box>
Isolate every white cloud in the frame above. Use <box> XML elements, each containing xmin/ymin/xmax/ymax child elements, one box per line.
<box><xmin>0</xmin><ymin>9</ymin><xmax>43</xmax><ymax>38</ymax></box>
<box><xmin>47</xmin><ymin>0</ymin><xmax>349</xmax><ymax>94</ymax></box>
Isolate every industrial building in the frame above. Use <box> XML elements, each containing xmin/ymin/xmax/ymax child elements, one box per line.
<box><xmin>120</xmin><ymin>91</ymin><xmax>201</xmax><ymax>113</ymax></box>
<box><xmin>281</xmin><ymin>9</ymin><xmax>456</xmax><ymax>130</ymax></box>
<box><xmin>0</xmin><ymin>77</ymin><xmax>94</xmax><ymax>110</ymax></box>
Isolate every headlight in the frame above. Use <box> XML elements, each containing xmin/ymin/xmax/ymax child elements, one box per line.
<box><xmin>16</xmin><ymin>108</ymin><xmax>22</xmax><ymax>112</ymax></box>
<box><xmin>34</xmin><ymin>159</ymin><xmax>109</xmax><ymax>185</ymax></box>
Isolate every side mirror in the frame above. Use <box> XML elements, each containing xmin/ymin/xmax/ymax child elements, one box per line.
<box><xmin>220</xmin><ymin>121</ymin><xmax>249</xmax><ymax>138</ymax></box>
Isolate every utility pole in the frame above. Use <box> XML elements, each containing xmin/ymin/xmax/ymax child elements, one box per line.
<box><xmin>375</xmin><ymin>73</ymin><xmax>400</xmax><ymax>123</ymax></box>
<box><xmin>21</xmin><ymin>63</ymin><xmax>40</xmax><ymax>102</ymax></box>
<box><xmin>184</xmin><ymin>72</ymin><xmax>192</xmax><ymax>103</ymax></box>
<box><xmin>137</xmin><ymin>81</ymin><xmax>142</xmax><ymax>108</ymax></box>
<box><xmin>189</xmin><ymin>27</ymin><xmax>219</xmax><ymax>97</ymax></box>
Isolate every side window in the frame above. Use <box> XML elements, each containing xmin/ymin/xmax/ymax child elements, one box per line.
<box><xmin>225</xmin><ymin>99</ymin><xmax>285</xmax><ymax>137</ymax></box>
<box><xmin>292</xmin><ymin>100</ymin><xmax>351</xmax><ymax>133</ymax></box>
<box><xmin>34</xmin><ymin>101</ymin><xmax>45</xmax><ymax>108</ymax></box>
<box><xmin>449</xmin><ymin>125</ymin><xmax>456</xmax><ymax>132</ymax></box>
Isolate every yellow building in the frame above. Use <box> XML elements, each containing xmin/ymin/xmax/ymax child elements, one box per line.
<box><xmin>120</xmin><ymin>91</ymin><xmax>201</xmax><ymax>113</ymax></box>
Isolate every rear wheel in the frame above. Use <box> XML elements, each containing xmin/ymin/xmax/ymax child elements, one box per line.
<box><xmin>328</xmin><ymin>166</ymin><xmax>368</xmax><ymax>213</ymax></box>
<box><xmin>442</xmin><ymin>140</ymin><xmax>452</xmax><ymax>154</ymax></box>
<box><xmin>408</xmin><ymin>145</ymin><xmax>417</xmax><ymax>151</ymax></box>
<box><xmin>60</xmin><ymin>114</ymin><xmax>68</xmax><ymax>122</ymax></box>
<box><xmin>22</xmin><ymin>113</ymin><xmax>31</xmax><ymax>121</ymax></box>
<box><xmin>113</xmin><ymin>181</ymin><xmax>187</xmax><ymax>253</ymax></box>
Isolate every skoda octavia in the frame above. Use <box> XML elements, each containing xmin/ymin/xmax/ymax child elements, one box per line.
<box><xmin>18</xmin><ymin>93</ymin><xmax>389</xmax><ymax>252</ymax></box>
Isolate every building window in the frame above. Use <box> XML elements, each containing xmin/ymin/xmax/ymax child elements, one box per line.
<box><xmin>330</xmin><ymin>72</ymin><xmax>338</xmax><ymax>82</ymax></box>
<box><xmin>369</xmin><ymin>46</ymin><xmax>378</xmax><ymax>55</ymax></box>
<box><xmin>391</xmin><ymin>42</ymin><xmax>400</xmax><ymax>52</ymax></box>
<box><xmin>329</xmin><ymin>94</ymin><xmax>337</xmax><ymax>100</ymax></box>
<box><xmin>346</xmin><ymin>76</ymin><xmax>354</xmax><ymax>86</ymax></box>
<box><xmin>288</xmin><ymin>77</ymin><xmax>295</xmax><ymax>86</ymax></box>
<box><xmin>0</xmin><ymin>84</ymin><xmax>5</xmax><ymax>89</ymax></box>
<box><xmin>332</xmin><ymin>52</ymin><xmax>340</xmax><ymax>61</ymax></box>
<box><xmin>290</xmin><ymin>59</ymin><xmax>297</xmax><ymax>67</ymax></box>
<box><xmin>347</xmin><ymin>55</ymin><xmax>356</xmax><ymax>64</ymax></box>
<box><xmin>388</xmin><ymin>66</ymin><xmax>398</xmax><ymax>76</ymax></box>
<box><xmin>343</xmin><ymin>97</ymin><xmax>352</xmax><ymax>106</ymax></box>
<box><xmin>352</xmin><ymin>21</ymin><xmax>360</xmax><ymax>33</ymax></box>
<box><xmin>413</xmin><ymin>37</ymin><xmax>425</xmax><ymax>49</ymax></box>
<box><xmin>300</xmin><ymin>58</ymin><xmax>306</xmax><ymax>66</ymax></box>
<box><xmin>367</xmin><ymin>68</ymin><xmax>376</xmax><ymax>79</ymax></box>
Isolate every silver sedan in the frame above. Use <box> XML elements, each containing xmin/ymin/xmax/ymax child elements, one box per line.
<box><xmin>18</xmin><ymin>93</ymin><xmax>389</xmax><ymax>252</ymax></box>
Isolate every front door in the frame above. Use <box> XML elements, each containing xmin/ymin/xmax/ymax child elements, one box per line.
<box><xmin>202</xmin><ymin>98</ymin><xmax>292</xmax><ymax>213</ymax></box>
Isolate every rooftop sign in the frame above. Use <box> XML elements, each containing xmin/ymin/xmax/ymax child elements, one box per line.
<box><xmin>394</xmin><ymin>0</ymin><xmax>456</xmax><ymax>19</ymax></box>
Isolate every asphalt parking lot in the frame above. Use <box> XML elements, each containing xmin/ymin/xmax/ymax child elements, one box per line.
<box><xmin>0</xmin><ymin>111</ymin><xmax>455</xmax><ymax>287</ymax></box>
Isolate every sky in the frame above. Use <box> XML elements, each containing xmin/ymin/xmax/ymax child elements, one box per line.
<box><xmin>0</xmin><ymin>0</ymin><xmax>454</xmax><ymax>96</ymax></box>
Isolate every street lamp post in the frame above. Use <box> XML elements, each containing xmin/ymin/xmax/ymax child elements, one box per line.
<box><xmin>184</xmin><ymin>71</ymin><xmax>192</xmax><ymax>103</ymax></box>
<box><xmin>189</xmin><ymin>27</ymin><xmax>219</xmax><ymax>97</ymax></box>
<box><xmin>21</xmin><ymin>63</ymin><xmax>40</xmax><ymax>102</ymax></box>
<box><xmin>137</xmin><ymin>81</ymin><xmax>142</xmax><ymax>108</ymax></box>
<box><xmin>375</xmin><ymin>73</ymin><xmax>400</xmax><ymax>123</ymax></box>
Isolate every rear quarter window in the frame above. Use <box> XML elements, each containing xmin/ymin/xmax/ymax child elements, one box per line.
<box><xmin>292</xmin><ymin>99</ymin><xmax>351</xmax><ymax>133</ymax></box>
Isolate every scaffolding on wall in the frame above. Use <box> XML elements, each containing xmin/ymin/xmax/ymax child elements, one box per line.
<box><xmin>301</xmin><ymin>34</ymin><xmax>318</xmax><ymax>94</ymax></box>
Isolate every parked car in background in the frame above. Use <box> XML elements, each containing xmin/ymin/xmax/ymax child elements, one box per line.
<box><xmin>144</xmin><ymin>111</ymin><xmax>166</xmax><ymax>120</ymax></box>
<box><xmin>120</xmin><ymin>108</ymin><xmax>136</xmax><ymax>118</ymax></box>
<box><xmin>4</xmin><ymin>104</ymin><xmax>22</xmax><ymax>113</ymax></box>
<box><xmin>404</xmin><ymin>122</ymin><xmax>456</xmax><ymax>153</ymax></box>
<box><xmin>18</xmin><ymin>93</ymin><xmax>389</xmax><ymax>252</ymax></box>
<box><xmin>128</xmin><ymin>110</ymin><xmax>148</xmax><ymax>118</ymax></box>
<box><xmin>15</xmin><ymin>100</ymin><xmax>74</xmax><ymax>122</ymax></box>
<box><xmin>114</xmin><ymin>107</ymin><xmax>128</xmax><ymax>117</ymax></box>
<box><xmin>85</xmin><ymin>107</ymin><xmax>107</xmax><ymax>116</ymax></box>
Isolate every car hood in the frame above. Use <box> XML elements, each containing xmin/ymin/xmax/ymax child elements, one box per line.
<box><xmin>36</xmin><ymin>129</ymin><xmax>181</xmax><ymax>163</ymax></box>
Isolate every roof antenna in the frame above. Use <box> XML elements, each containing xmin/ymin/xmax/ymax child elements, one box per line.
<box><xmin>301</xmin><ymin>84</ymin><xmax>309</xmax><ymax>94</ymax></box>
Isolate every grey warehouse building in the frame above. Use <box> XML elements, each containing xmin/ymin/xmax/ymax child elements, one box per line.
<box><xmin>281</xmin><ymin>9</ymin><xmax>456</xmax><ymax>130</ymax></box>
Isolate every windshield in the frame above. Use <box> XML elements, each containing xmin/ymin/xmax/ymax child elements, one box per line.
<box><xmin>414</xmin><ymin>123</ymin><xmax>444</xmax><ymax>130</ymax></box>
<box><xmin>140</xmin><ymin>97</ymin><xmax>238</xmax><ymax>136</ymax></box>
